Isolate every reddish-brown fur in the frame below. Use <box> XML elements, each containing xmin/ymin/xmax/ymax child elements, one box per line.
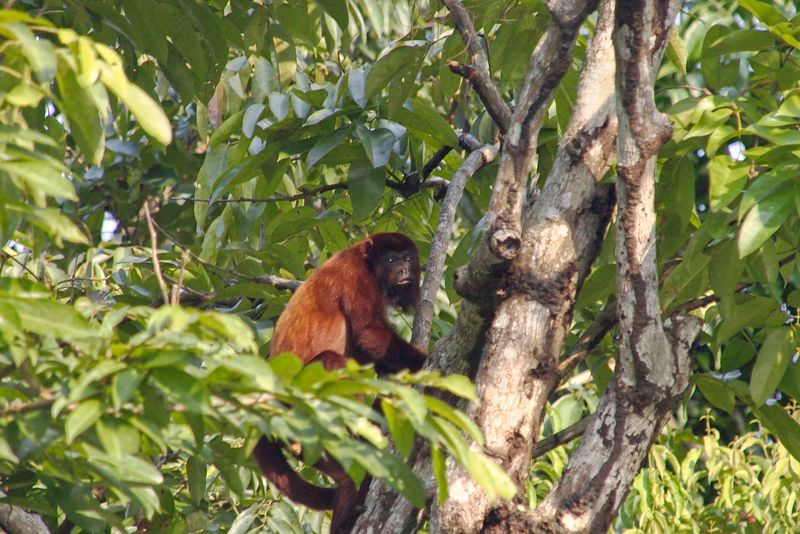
<box><xmin>255</xmin><ymin>233</ymin><xmax>427</xmax><ymax>533</ymax></box>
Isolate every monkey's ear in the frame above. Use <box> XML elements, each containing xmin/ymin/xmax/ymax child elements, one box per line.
<box><xmin>362</xmin><ymin>236</ymin><xmax>374</xmax><ymax>259</ymax></box>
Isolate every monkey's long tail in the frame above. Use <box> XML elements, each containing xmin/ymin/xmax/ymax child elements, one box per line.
<box><xmin>253</xmin><ymin>436</ymin><xmax>337</xmax><ymax>510</ymax></box>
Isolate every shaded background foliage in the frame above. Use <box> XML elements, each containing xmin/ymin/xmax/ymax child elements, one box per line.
<box><xmin>0</xmin><ymin>0</ymin><xmax>799</xmax><ymax>532</ymax></box>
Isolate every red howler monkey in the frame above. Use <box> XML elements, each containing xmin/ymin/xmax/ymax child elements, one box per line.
<box><xmin>254</xmin><ymin>232</ymin><xmax>427</xmax><ymax>533</ymax></box>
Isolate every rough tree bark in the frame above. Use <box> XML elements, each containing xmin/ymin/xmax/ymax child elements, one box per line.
<box><xmin>524</xmin><ymin>2</ymin><xmax>701</xmax><ymax>532</ymax></box>
<box><xmin>356</xmin><ymin>1</ymin><xmax>701</xmax><ymax>532</ymax></box>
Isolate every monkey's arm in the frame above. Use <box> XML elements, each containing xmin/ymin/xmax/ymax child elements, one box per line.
<box><xmin>352</xmin><ymin>323</ymin><xmax>427</xmax><ymax>373</ymax></box>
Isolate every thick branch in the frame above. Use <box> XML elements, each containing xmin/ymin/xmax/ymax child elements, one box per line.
<box><xmin>432</xmin><ymin>1</ymin><xmax>617</xmax><ymax>531</ymax></box>
<box><xmin>0</xmin><ymin>496</ymin><xmax>49</xmax><ymax>534</ymax></box>
<box><xmin>485</xmin><ymin>0</ymin><xmax>600</xmax><ymax>260</ymax></box>
<box><xmin>524</xmin><ymin>2</ymin><xmax>699</xmax><ymax>532</ymax></box>
<box><xmin>354</xmin><ymin>303</ymin><xmax>492</xmax><ymax>533</ymax></box>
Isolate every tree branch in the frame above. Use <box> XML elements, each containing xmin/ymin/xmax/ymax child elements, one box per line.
<box><xmin>532</xmin><ymin>416</ymin><xmax>591</xmax><ymax>458</ymax></box>
<box><xmin>442</xmin><ymin>0</ymin><xmax>511</xmax><ymax>132</ymax></box>
<box><xmin>525</xmin><ymin>3</ymin><xmax>700</xmax><ymax>532</ymax></box>
<box><xmin>432</xmin><ymin>1</ymin><xmax>616</xmax><ymax>531</ymax></box>
<box><xmin>0</xmin><ymin>491</ymin><xmax>49</xmax><ymax>534</ymax></box>
<box><xmin>485</xmin><ymin>0</ymin><xmax>600</xmax><ymax>260</ymax></box>
<box><xmin>412</xmin><ymin>142</ymin><xmax>499</xmax><ymax>350</ymax></box>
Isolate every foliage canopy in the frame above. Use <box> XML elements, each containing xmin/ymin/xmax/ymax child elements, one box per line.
<box><xmin>0</xmin><ymin>0</ymin><xmax>799</xmax><ymax>532</ymax></box>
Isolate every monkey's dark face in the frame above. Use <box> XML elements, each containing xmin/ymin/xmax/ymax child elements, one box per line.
<box><xmin>372</xmin><ymin>248</ymin><xmax>420</xmax><ymax>311</ymax></box>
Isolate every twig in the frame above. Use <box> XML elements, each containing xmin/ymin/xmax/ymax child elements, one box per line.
<box><xmin>442</xmin><ymin>0</ymin><xmax>511</xmax><ymax>132</ymax></box>
<box><xmin>532</xmin><ymin>416</ymin><xmax>591</xmax><ymax>458</ymax></box>
<box><xmin>423</xmin><ymin>145</ymin><xmax>454</xmax><ymax>178</ymax></box>
<box><xmin>171</xmin><ymin>250</ymin><xmax>190</xmax><ymax>305</ymax></box>
<box><xmin>0</xmin><ymin>250</ymin><xmax>40</xmax><ymax>281</ymax></box>
<box><xmin>186</xmin><ymin>183</ymin><xmax>347</xmax><ymax>204</ymax></box>
<box><xmin>557</xmin><ymin>301</ymin><xmax>616</xmax><ymax>378</ymax></box>
<box><xmin>143</xmin><ymin>202</ymin><xmax>170</xmax><ymax>305</ymax></box>
<box><xmin>655</xmin><ymin>84</ymin><xmax>712</xmax><ymax>96</ymax></box>
<box><xmin>0</xmin><ymin>398</ymin><xmax>53</xmax><ymax>418</ymax></box>
<box><xmin>187</xmin><ymin>140</ymin><xmax>467</xmax><ymax>206</ymax></box>
<box><xmin>150</xmin><ymin>219</ymin><xmax>301</xmax><ymax>291</ymax></box>
<box><xmin>412</xmin><ymin>142</ymin><xmax>499</xmax><ymax>349</ymax></box>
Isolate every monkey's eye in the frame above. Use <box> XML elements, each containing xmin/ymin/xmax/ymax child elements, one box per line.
<box><xmin>385</xmin><ymin>256</ymin><xmax>395</xmax><ymax>264</ymax></box>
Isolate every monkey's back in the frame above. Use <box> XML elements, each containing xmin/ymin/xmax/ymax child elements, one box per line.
<box><xmin>269</xmin><ymin>244</ymin><xmax>378</xmax><ymax>363</ymax></box>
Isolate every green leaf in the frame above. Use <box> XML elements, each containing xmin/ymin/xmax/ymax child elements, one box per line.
<box><xmin>0</xmin><ymin>296</ymin><xmax>98</xmax><ymax>340</ymax></box>
<box><xmin>438</xmin><ymin>31</ymin><xmax>466</xmax><ymax>101</ymax></box>
<box><xmin>0</xmin><ymin>301</ymin><xmax>21</xmax><ymax>337</ymax></box>
<box><xmin>348</xmin><ymin>68</ymin><xmax>367</xmax><ymax>108</ymax></box>
<box><xmin>242</xmin><ymin>103</ymin><xmax>265</xmax><ymax>138</ymax></box>
<box><xmin>707</xmin><ymin>155</ymin><xmax>748</xmax><ymax>211</ymax></box>
<box><xmin>426</xmin><ymin>396</ymin><xmax>483</xmax><ymax>445</ymax></box>
<box><xmin>465</xmin><ymin>449</ymin><xmax>516</xmax><ymax>500</ymax></box>
<box><xmin>95</xmin><ymin>45</ymin><xmax>172</xmax><ymax>145</ymax></box>
<box><xmin>150</xmin><ymin>368</ymin><xmax>209</xmax><ymax>413</ymax></box>
<box><xmin>738</xmin><ymin>170</ymin><xmax>793</xmax><ymax>220</ymax></box>
<box><xmin>356</xmin><ymin>126</ymin><xmax>395</xmax><ymax>168</ymax></box>
<box><xmin>750</xmin><ymin>327</ymin><xmax>796</xmax><ymax>406</ymax></box>
<box><xmin>747</xmin><ymin>123</ymin><xmax>800</xmax><ymax>145</ymax></box>
<box><xmin>0</xmin><ymin>160</ymin><xmax>76</xmax><ymax>201</ymax></box>
<box><xmin>114</xmin><ymin>82</ymin><xmax>172</xmax><ymax>146</ymax></box>
<box><xmin>738</xmin><ymin>0</ymin><xmax>786</xmax><ymax>26</ymax></box>
<box><xmin>394</xmin><ymin>385</ymin><xmax>429</xmax><ymax>429</ymax></box>
<box><xmin>704</xmin><ymin>29</ymin><xmax>774</xmax><ymax>56</ymax></box>
<box><xmin>187</xmin><ymin>456</ymin><xmax>207</xmax><ymax>506</ymax></box>
<box><xmin>119</xmin><ymin>0</ymin><xmax>169</xmax><ymax>64</ymax></box>
<box><xmin>774</xmin><ymin>94</ymin><xmax>800</xmax><ymax>118</ymax></box>
<box><xmin>65</xmin><ymin>400</ymin><xmax>102</xmax><ymax>443</ymax></box>
<box><xmin>709</xmin><ymin>240</ymin><xmax>742</xmax><ymax>320</ymax></box>
<box><xmin>737</xmin><ymin>187</ymin><xmax>794</xmax><ymax>257</ymax></box>
<box><xmin>695</xmin><ymin>375</ymin><xmax>735</xmax><ymax>413</ymax></box>
<box><xmin>394</xmin><ymin>98</ymin><xmax>458</xmax><ymax>147</ymax></box>
<box><xmin>275</xmin><ymin>0</ymin><xmax>315</xmax><ymax>47</ymax></box>
<box><xmin>268</xmin><ymin>92</ymin><xmax>290</xmax><ymax>120</ymax></box>
<box><xmin>700</xmin><ymin>25</ymin><xmax>736</xmax><ymax>91</ymax></box>
<box><xmin>165</xmin><ymin>42</ymin><xmax>196</xmax><ymax>102</ymax></box>
<box><xmin>330</xmin><ymin>440</ymin><xmax>425</xmax><ymax>507</ymax></box>
<box><xmin>86</xmin><ymin>445</ymin><xmax>164</xmax><ymax>485</ymax></box>
<box><xmin>720</xmin><ymin>337</ymin><xmax>756</xmax><ymax>372</ymax></box>
<box><xmin>6</xmin><ymin>205</ymin><xmax>88</xmax><ymax>244</ymax></box>
<box><xmin>431</xmin><ymin>445</ymin><xmax>447</xmax><ymax>503</ymax></box>
<box><xmin>0</xmin><ymin>124</ymin><xmax>58</xmax><ymax>147</ymax></box>
<box><xmin>307</xmin><ymin>127</ymin><xmax>350</xmax><ymax>169</ymax></box>
<box><xmin>229</xmin><ymin>505</ymin><xmax>258</xmax><ymax>534</ymax></box>
<box><xmin>716</xmin><ymin>295</ymin><xmax>784</xmax><ymax>344</ymax></box>
<box><xmin>660</xmin><ymin>251</ymin><xmax>710</xmax><ymax>312</ymax></box>
<box><xmin>112</xmin><ymin>370</ymin><xmax>142</xmax><ymax>411</ymax></box>
<box><xmin>269</xmin><ymin>353</ymin><xmax>305</xmax><ymax>381</ymax></box>
<box><xmin>252</xmin><ymin>57</ymin><xmax>274</xmax><ymax>103</ymax></box>
<box><xmin>314</xmin><ymin>0</ymin><xmax>348</xmax><ymax>31</ymax></box>
<box><xmin>666</xmin><ymin>27</ymin><xmax>687</xmax><ymax>75</ymax></box>
<box><xmin>347</xmin><ymin>160</ymin><xmax>386</xmax><ymax>221</ymax></box>
<box><xmin>755</xmin><ymin>404</ymin><xmax>800</xmax><ymax>462</ymax></box>
<box><xmin>415</xmin><ymin>373</ymin><xmax>477</xmax><ymax>401</ymax></box>
<box><xmin>5</xmin><ymin>21</ymin><xmax>56</xmax><ymax>83</ymax></box>
<box><xmin>365</xmin><ymin>41</ymin><xmax>429</xmax><ymax>100</ymax></box>
<box><xmin>54</xmin><ymin>55</ymin><xmax>104</xmax><ymax>165</ymax></box>
<box><xmin>381</xmin><ymin>401</ymin><xmax>415</xmax><ymax>458</ymax></box>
